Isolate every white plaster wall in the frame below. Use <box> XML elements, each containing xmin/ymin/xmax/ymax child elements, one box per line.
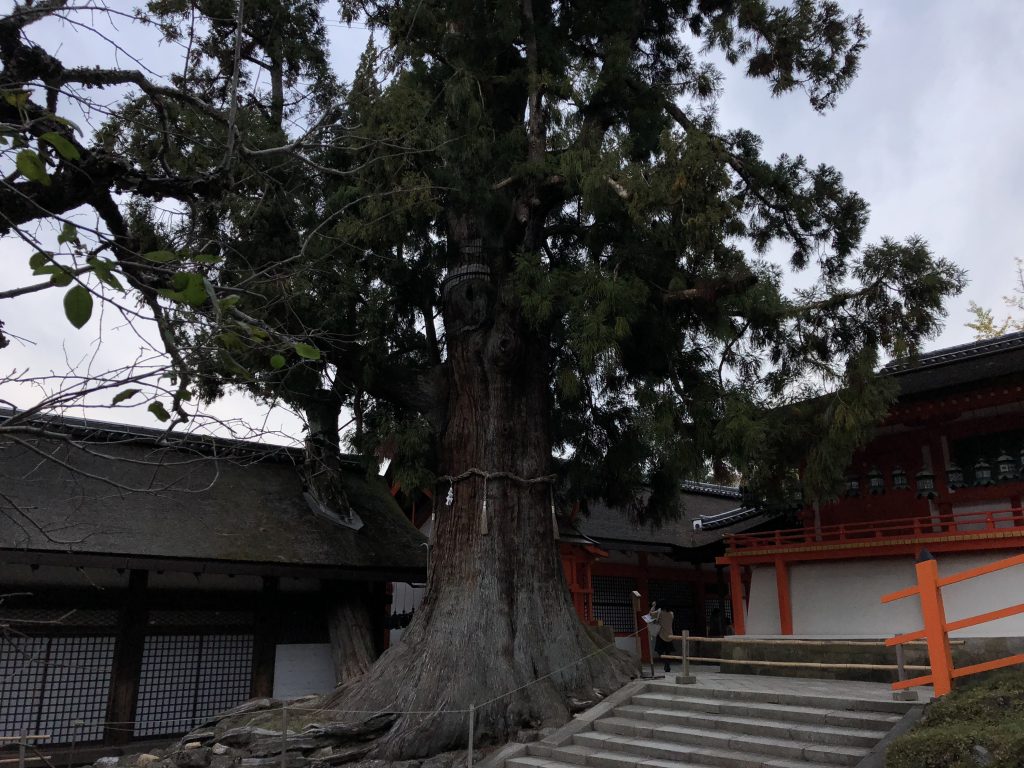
<box><xmin>786</xmin><ymin>559</ymin><xmax>920</xmax><ymax>637</ymax></box>
<box><xmin>745</xmin><ymin>566</ymin><xmax>779</xmax><ymax>635</ymax></box>
<box><xmin>936</xmin><ymin>552</ymin><xmax>1024</xmax><ymax>638</ymax></box>
<box><xmin>746</xmin><ymin>552</ymin><xmax>1024</xmax><ymax>638</ymax></box>
<box><xmin>273</xmin><ymin>643</ymin><xmax>336</xmax><ymax>698</ymax></box>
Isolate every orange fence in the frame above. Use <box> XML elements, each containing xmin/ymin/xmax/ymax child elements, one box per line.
<box><xmin>881</xmin><ymin>551</ymin><xmax>1024</xmax><ymax>695</ymax></box>
<box><xmin>727</xmin><ymin>508</ymin><xmax>1024</xmax><ymax>552</ymax></box>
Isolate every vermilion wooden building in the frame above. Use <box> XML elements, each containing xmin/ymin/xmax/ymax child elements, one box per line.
<box><xmin>718</xmin><ymin>332</ymin><xmax>1024</xmax><ymax>639</ymax></box>
<box><xmin>556</xmin><ymin>483</ymin><xmax>783</xmax><ymax>654</ymax></box>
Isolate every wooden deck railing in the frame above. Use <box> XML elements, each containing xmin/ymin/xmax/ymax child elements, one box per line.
<box><xmin>881</xmin><ymin>551</ymin><xmax>1024</xmax><ymax>695</ymax></box>
<box><xmin>725</xmin><ymin>507</ymin><xmax>1024</xmax><ymax>553</ymax></box>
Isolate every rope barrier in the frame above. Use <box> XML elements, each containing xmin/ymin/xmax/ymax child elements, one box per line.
<box><xmin>437</xmin><ymin>468</ymin><xmax>557</xmax><ymax>486</ymax></box>
<box><xmin>660</xmin><ymin>655</ymin><xmax>932</xmax><ymax>672</ymax></box>
<box><xmin>669</xmin><ymin>635</ymin><xmax>965</xmax><ymax>647</ymax></box>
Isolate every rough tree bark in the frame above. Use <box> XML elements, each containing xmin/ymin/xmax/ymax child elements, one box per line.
<box><xmin>303</xmin><ymin>393</ymin><xmax>353</xmax><ymax>522</ymax></box>
<box><xmin>316</xmin><ymin>237</ymin><xmax>634</xmax><ymax>759</ymax></box>
<box><xmin>328</xmin><ymin>590</ymin><xmax>378</xmax><ymax>684</ymax></box>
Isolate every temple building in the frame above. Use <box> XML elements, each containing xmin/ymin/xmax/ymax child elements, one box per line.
<box><xmin>0</xmin><ymin>409</ymin><xmax>425</xmax><ymax>761</ymax></box>
<box><xmin>718</xmin><ymin>332</ymin><xmax>1024</xmax><ymax>639</ymax></box>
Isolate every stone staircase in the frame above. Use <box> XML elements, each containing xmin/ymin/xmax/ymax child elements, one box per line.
<box><xmin>505</xmin><ymin>678</ymin><xmax>919</xmax><ymax>768</ymax></box>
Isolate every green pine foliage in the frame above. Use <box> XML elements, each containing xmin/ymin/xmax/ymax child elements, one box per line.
<box><xmin>107</xmin><ymin>0</ymin><xmax>964</xmax><ymax>513</ymax></box>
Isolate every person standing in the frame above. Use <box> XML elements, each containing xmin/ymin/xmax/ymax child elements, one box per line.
<box><xmin>649</xmin><ymin>601</ymin><xmax>675</xmax><ymax>673</ymax></box>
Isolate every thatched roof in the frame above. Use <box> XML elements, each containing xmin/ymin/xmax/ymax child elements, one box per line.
<box><xmin>0</xmin><ymin>411</ymin><xmax>426</xmax><ymax>580</ymax></box>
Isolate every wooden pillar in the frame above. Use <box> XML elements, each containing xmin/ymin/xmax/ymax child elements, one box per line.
<box><xmin>104</xmin><ymin>570</ymin><xmax>147</xmax><ymax>745</ymax></box>
<box><xmin>916</xmin><ymin>557</ymin><xmax>954</xmax><ymax>696</ymax></box>
<box><xmin>636</xmin><ymin>553</ymin><xmax>651</xmax><ymax>663</ymax></box>
<box><xmin>728</xmin><ymin>562</ymin><xmax>746</xmax><ymax>635</ymax></box>
<box><xmin>251</xmin><ymin>576</ymin><xmax>279</xmax><ymax>697</ymax></box>
<box><xmin>775</xmin><ymin>558</ymin><xmax>793</xmax><ymax>635</ymax></box>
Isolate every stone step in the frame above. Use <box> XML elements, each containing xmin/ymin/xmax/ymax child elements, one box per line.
<box><xmin>525</xmin><ymin>740</ymin><xmax>824</xmax><ymax>768</ymax></box>
<box><xmin>568</xmin><ymin>731</ymin><xmax>838</xmax><ymax>768</ymax></box>
<box><xmin>519</xmin><ymin>743</ymin><xmax>724</xmax><ymax>768</ymax></box>
<box><xmin>631</xmin><ymin>692</ymin><xmax>903</xmax><ymax>730</ymax></box>
<box><xmin>614</xmin><ymin>704</ymin><xmax>887</xmax><ymax>748</ymax></box>
<box><xmin>589</xmin><ymin>718</ymin><xmax>868</xmax><ymax>766</ymax></box>
<box><xmin>644</xmin><ymin>683</ymin><xmax>913</xmax><ymax>715</ymax></box>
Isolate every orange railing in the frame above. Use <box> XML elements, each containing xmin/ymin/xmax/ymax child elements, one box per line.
<box><xmin>726</xmin><ymin>507</ymin><xmax>1024</xmax><ymax>552</ymax></box>
<box><xmin>881</xmin><ymin>552</ymin><xmax>1024</xmax><ymax>695</ymax></box>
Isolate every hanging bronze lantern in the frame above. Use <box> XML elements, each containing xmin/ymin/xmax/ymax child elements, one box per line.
<box><xmin>946</xmin><ymin>462</ymin><xmax>964</xmax><ymax>490</ymax></box>
<box><xmin>915</xmin><ymin>468</ymin><xmax>936</xmax><ymax>499</ymax></box>
<box><xmin>975</xmin><ymin>459</ymin><xmax>993</xmax><ymax>486</ymax></box>
<box><xmin>996</xmin><ymin>451</ymin><xmax>1017</xmax><ymax>481</ymax></box>
<box><xmin>868</xmin><ymin>467</ymin><xmax>885</xmax><ymax>494</ymax></box>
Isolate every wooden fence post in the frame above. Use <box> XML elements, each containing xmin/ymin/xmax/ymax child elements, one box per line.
<box><xmin>915</xmin><ymin>557</ymin><xmax>954</xmax><ymax>696</ymax></box>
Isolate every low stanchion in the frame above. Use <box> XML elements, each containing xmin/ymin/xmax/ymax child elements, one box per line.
<box><xmin>675</xmin><ymin>630</ymin><xmax>696</xmax><ymax>685</ymax></box>
<box><xmin>892</xmin><ymin>641</ymin><xmax>919</xmax><ymax>701</ymax></box>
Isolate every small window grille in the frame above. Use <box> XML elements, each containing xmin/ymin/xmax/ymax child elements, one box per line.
<box><xmin>0</xmin><ymin>635</ymin><xmax>115</xmax><ymax>744</ymax></box>
<box><xmin>592</xmin><ymin>576</ymin><xmax>637</xmax><ymax>633</ymax></box>
<box><xmin>133</xmin><ymin>634</ymin><xmax>254</xmax><ymax>737</ymax></box>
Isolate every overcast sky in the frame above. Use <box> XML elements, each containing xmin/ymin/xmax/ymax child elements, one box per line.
<box><xmin>2</xmin><ymin>1</ymin><xmax>1023</xmax><ymax>444</ymax></box>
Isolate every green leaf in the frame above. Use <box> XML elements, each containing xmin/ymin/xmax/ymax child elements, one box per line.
<box><xmin>88</xmin><ymin>257</ymin><xmax>125</xmax><ymax>291</ymax></box>
<box><xmin>148</xmin><ymin>401</ymin><xmax>171</xmax><ymax>422</ymax></box>
<box><xmin>176</xmin><ymin>388</ymin><xmax>193</xmax><ymax>402</ymax></box>
<box><xmin>39</xmin><ymin>132</ymin><xmax>81</xmax><ymax>161</ymax></box>
<box><xmin>156</xmin><ymin>288</ymin><xmax>187</xmax><ymax>302</ymax></box>
<box><xmin>3</xmin><ymin>90</ymin><xmax>28</xmax><ymax>108</ymax></box>
<box><xmin>180</xmin><ymin>273</ymin><xmax>209</xmax><ymax>306</ymax></box>
<box><xmin>112</xmin><ymin>388</ymin><xmax>141</xmax><ymax>405</ymax></box>
<box><xmin>159</xmin><ymin>273</ymin><xmax>207</xmax><ymax>306</ymax></box>
<box><xmin>63</xmin><ymin>285</ymin><xmax>93</xmax><ymax>329</ymax></box>
<box><xmin>218</xmin><ymin>295</ymin><xmax>240</xmax><ymax>310</ymax></box>
<box><xmin>193</xmin><ymin>253</ymin><xmax>221</xmax><ymax>265</ymax></box>
<box><xmin>57</xmin><ymin>221</ymin><xmax>78</xmax><ymax>245</ymax></box>
<box><xmin>29</xmin><ymin>251</ymin><xmax>50</xmax><ymax>270</ymax></box>
<box><xmin>142</xmin><ymin>250</ymin><xmax>178</xmax><ymax>264</ymax></box>
<box><xmin>216</xmin><ymin>331</ymin><xmax>243</xmax><ymax>350</ymax></box>
<box><xmin>16</xmin><ymin>149</ymin><xmax>50</xmax><ymax>186</ymax></box>
<box><xmin>52</xmin><ymin>115</ymin><xmax>83</xmax><ymax>135</ymax></box>
<box><xmin>49</xmin><ymin>268</ymin><xmax>73</xmax><ymax>287</ymax></box>
<box><xmin>270</xmin><ymin>354</ymin><xmax>286</xmax><ymax>369</ymax></box>
<box><xmin>294</xmin><ymin>342</ymin><xmax>321</xmax><ymax>361</ymax></box>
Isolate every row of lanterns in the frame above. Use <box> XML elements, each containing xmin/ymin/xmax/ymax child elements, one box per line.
<box><xmin>846</xmin><ymin>449</ymin><xmax>1024</xmax><ymax>498</ymax></box>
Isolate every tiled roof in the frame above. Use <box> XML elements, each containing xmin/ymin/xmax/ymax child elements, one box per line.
<box><xmin>875</xmin><ymin>331</ymin><xmax>1024</xmax><ymax>398</ymax></box>
<box><xmin>882</xmin><ymin>331</ymin><xmax>1024</xmax><ymax>375</ymax></box>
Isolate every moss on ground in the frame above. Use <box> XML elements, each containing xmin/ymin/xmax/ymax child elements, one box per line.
<box><xmin>887</xmin><ymin>670</ymin><xmax>1024</xmax><ymax>768</ymax></box>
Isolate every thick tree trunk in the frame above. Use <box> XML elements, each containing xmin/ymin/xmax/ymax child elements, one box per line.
<box><xmin>327</xmin><ymin>589</ymin><xmax>377</xmax><ymax>684</ymax></box>
<box><xmin>319</xmin><ymin>256</ymin><xmax>633</xmax><ymax>759</ymax></box>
